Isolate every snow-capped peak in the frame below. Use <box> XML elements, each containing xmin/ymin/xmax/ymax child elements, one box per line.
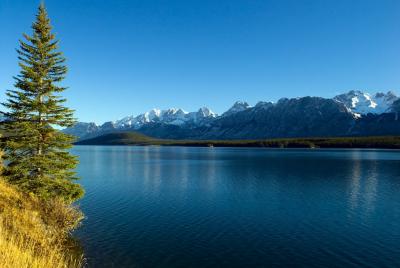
<box><xmin>334</xmin><ymin>90</ymin><xmax>398</xmax><ymax>117</ymax></box>
<box><xmin>222</xmin><ymin>101</ymin><xmax>251</xmax><ymax>117</ymax></box>
<box><xmin>114</xmin><ymin>106</ymin><xmax>217</xmax><ymax>129</ymax></box>
<box><xmin>197</xmin><ymin>107</ymin><xmax>217</xmax><ymax>118</ymax></box>
<box><xmin>104</xmin><ymin>91</ymin><xmax>400</xmax><ymax>130</ymax></box>
<box><xmin>162</xmin><ymin>108</ymin><xmax>188</xmax><ymax>116</ymax></box>
<box><xmin>255</xmin><ymin>101</ymin><xmax>274</xmax><ymax>110</ymax></box>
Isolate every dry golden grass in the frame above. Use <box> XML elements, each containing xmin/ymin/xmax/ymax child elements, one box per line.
<box><xmin>0</xmin><ymin>179</ymin><xmax>84</xmax><ymax>268</ymax></box>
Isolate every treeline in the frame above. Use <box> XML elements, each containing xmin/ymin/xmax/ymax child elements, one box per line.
<box><xmin>76</xmin><ymin>132</ymin><xmax>400</xmax><ymax>149</ymax></box>
<box><xmin>168</xmin><ymin>136</ymin><xmax>400</xmax><ymax>149</ymax></box>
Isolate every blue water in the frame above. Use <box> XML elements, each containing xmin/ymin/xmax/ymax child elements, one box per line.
<box><xmin>73</xmin><ymin>146</ymin><xmax>400</xmax><ymax>268</ymax></box>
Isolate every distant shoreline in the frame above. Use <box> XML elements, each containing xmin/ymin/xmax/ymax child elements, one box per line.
<box><xmin>75</xmin><ymin>133</ymin><xmax>400</xmax><ymax>150</ymax></box>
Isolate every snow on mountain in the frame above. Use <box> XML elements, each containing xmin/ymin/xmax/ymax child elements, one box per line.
<box><xmin>374</xmin><ymin>91</ymin><xmax>398</xmax><ymax>112</ymax></box>
<box><xmin>197</xmin><ymin>107</ymin><xmax>217</xmax><ymax>118</ymax></box>
<box><xmin>114</xmin><ymin>107</ymin><xmax>217</xmax><ymax>129</ymax></box>
<box><xmin>254</xmin><ymin>101</ymin><xmax>274</xmax><ymax>110</ymax></box>
<box><xmin>334</xmin><ymin>90</ymin><xmax>398</xmax><ymax>117</ymax></box>
<box><xmin>63</xmin><ymin>122</ymin><xmax>99</xmax><ymax>137</ymax></box>
<box><xmin>64</xmin><ymin>90</ymin><xmax>399</xmax><ymax>139</ymax></box>
<box><xmin>186</xmin><ymin>107</ymin><xmax>217</xmax><ymax>124</ymax></box>
<box><xmin>222</xmin><ymin>101</ymin><xmax>251</xmax><ymax>117</ymax></box>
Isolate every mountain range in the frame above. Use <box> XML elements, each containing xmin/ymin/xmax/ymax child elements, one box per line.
<box><xmin>64</xmin><ymin>90</ymin><xmax>400</xmax><ymax>141</ymax></box>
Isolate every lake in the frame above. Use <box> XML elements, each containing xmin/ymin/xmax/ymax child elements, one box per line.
<box><xmin>73</xmin><ymin>146</ymin><xmax>400</xmax><ymax>268</ymax></box>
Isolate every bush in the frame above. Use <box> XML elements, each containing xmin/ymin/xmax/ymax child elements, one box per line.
<box><xmin>0</xmin><ymin>179</ymin><xmax>84</xmax><ymax>268</ymax></box>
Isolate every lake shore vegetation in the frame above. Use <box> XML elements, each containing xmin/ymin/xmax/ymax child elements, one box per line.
<box><xmin>75</xmin><ymin>132</ymin><xmax>400</xmax><ymax>149</ymax></box>
<box><xmin>0</xmin><ymin>4</ymin><xmax>84</xmax><ymax>267</ymax></box>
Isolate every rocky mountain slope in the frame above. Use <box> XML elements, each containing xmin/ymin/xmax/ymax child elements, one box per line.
<box><xmin>64</xmin><ymin>90</ymin><xmax>400</xmax><ymax>140</ymax></box>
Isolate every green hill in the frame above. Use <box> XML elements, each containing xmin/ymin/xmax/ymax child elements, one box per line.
<box><xmin>75</xmin><ymin>132</ymin><xmax>157</xmax><ymax>145</ymax></box>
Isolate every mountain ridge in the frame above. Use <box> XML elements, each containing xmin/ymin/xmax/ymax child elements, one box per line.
<box><xmin>63</xmin><ymin>90</ymin><xmax>400</xmax><ymax>140</ymax></box>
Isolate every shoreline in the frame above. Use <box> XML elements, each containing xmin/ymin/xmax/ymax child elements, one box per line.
<box><xmin>75</xmin><ymin>134</ymin><xmax>400</xmax><ymax>150</ymax></box>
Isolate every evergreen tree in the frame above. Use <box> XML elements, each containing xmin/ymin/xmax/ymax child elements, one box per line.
<box><xmin>1</xmin><ymin>4</ymin><xmax>83</xmax><ymax>202</ymax></box>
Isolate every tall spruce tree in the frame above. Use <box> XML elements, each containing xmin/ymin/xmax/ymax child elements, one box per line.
<box><xmin>1</xmin><ymin>4</ymin><xmax>83</xmax><ymax>202</ymax></box>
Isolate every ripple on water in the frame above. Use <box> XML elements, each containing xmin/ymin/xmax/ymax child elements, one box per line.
<box><xmin>73</xmin><ymin>147</ymin><xmax>400</xmax><ymax>268</ymax></box>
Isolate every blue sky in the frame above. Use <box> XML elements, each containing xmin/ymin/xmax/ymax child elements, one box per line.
<box><xmin>1</xmin><ymin>0</ymin><xmax>400</xmax><ymax>124</ymax></box>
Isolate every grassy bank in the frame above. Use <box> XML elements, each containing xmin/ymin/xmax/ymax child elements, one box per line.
<box><xmin>76</xmin><ymin>132</ymin><xmax>400</xmax><ymax>149</ymax></box>
<box><xmin>0</xmin><ymin>179</ymin><xmax>84</xmax><ymax>268</ymax></box>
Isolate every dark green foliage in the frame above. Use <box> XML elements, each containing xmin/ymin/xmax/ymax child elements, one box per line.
<box><xmin>75</xmin><ymin>132</ymin><xmax>155</xmax><ymax>145</ymax></box>
<box><xmin>1</xmin><ymin>4</ymin><xmax>83</xmax><ymax>202</ymax></box>
<box><xmin>75</xmin><ymin>131</ymin><xmax>400</xmax><ymax>149</ymax></box>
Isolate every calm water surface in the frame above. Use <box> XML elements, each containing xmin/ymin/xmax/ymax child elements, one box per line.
<box><xmin>73</xmin><ymin>146</ymin><xmax>400</xmax><ymax>268</ymax></box>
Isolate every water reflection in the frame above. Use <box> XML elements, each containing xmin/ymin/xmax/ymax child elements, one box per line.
<box><xmin>347</xmin><ymin>150</ymin><xmax>380</xmax><ymax>218</ymax></box>
<box><xmin>72</xmin><ymin>147</ymin><xmax>400</xmax><ymax>268</ymax></box>
<box><xmin>364</xmin><ymin>161</ymin><xmax>378</xmax><ymax>215</ymax></box>
<box><xmin>348</xmin><ymin>155</ymin><xmax>361</xmax><ymax>211</ymax></box>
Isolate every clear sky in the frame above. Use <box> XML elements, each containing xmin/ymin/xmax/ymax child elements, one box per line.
<box><xmin>1</xmin><ymin>0</ymin><xmax>400</xmax><ymax>124</ymax></box>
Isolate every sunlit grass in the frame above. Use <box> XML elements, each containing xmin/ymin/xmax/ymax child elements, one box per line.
<box><xmin>0</xmin><ymin>179</ymin><xmax>84</xmax><ymax>268</ymax></box>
